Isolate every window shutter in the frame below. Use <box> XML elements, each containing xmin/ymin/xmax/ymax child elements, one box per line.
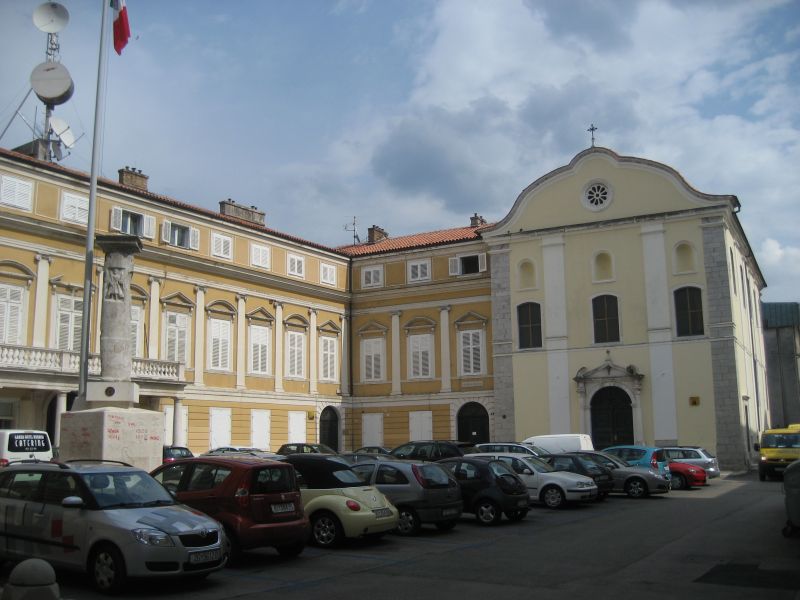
<box><xmin>130</xmin><ymin>305</ymin><xmax>141</xmax><ymax>357</ymax></box>
<box><xmin>161</xmin><ymin>221</ymin><xmax>172</xmax><ymax>243</ymax></box>
<box><xmin>364</xmin><ymin>270</ymin><xmax>372</xmax><ymax>286</ymax></box>
<box><xmin>449</xmin><ymin>257</ymin><xmax>460</xmax><ymax>276</ymax></box>
<box><xmin>410</xmin><ymin>264</ymin><xmax>419</xmax><ymax>280</ymax></box>
<box><xmin>1</xmin><ymin>176</ymin><xmax>33</xmax><ymax>210</ymax></box>
<box><xmin>189</xmin><ymin>227</ymin><xmax>200</xmax><ymax>250</ymax></box>
<box><xmin>478</xmin><ymin>253</ymin><xmax>487</xmax><ymax>272</ymax></box>
<box><xmin>461</xmin><ymin>331</ymin><xmax>472</xmax><ymax>374</ymax></box>
<box><xmin>57</xmin><ymin>310</ymin><xmax>71</xmax><ymax>351</ymax></box>
<box><xmin>72</xmin><ymin>303</ymin><xmax>82</xmax><ymax>353</ymax></box>
<box><xmin>143</xmin><ymin>215</ymin><xmax>156</xmax><ymax>239</ymax></box>
<box><xmin>111</xmin><ymin>206</ymin><xmax>123</xmax><ymax>231</ymax></box>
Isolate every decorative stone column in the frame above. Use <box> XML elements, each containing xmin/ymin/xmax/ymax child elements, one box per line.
<box><xmin>274</xmin><ymin>302</ymin><xmax>284</xmax><ymax>392</ymax></box>
<box><xmin>236</xmin><ymin>295</ymin><xmax>246</xmax><ymax>389</ymax></box>
<box><xmin>94</xmin><ymin>266</ymin><xmax>103</xmax><ymax>354</ymax></box>
<box><xmin>309</xmin><ymin>309</ymin><xmax>318</xmax><ymax>394</ymax></box>
<box><xmin>32</xmin><ymin>254</ymin><xmax>51</xmax><ymax>347</ymax></box>
<box><xmin>172</xmin><ymin>397</ymin><xmax>184</xmax><ymax>446</ymax></box>
<box><xmin>440</xmin><ymin>306</ymin><xmax>452</xmax><ymax>393</ymax></box>
<box><xmin>147</xmin><ymin>277</ymin><xmax>161</xmax><ymax>359</ymax></box>
<box><xmin>340</xmin><ymin>315</ymin><xmax>349</xmax><ymax>396</ymax></box>
<box><xmin>193</xmin><ymin>286</ymin><xmax>205</xmax><ymax>385</ymax></box>
<box><xmin>391</xmin><ymin>311</ymin><xmax>401</xmax><ymax>395</ymax></box>
<box><xmin>53</xmin><ymin>391</ymin><xmax>67</xmax><ymax>447</ymax></box>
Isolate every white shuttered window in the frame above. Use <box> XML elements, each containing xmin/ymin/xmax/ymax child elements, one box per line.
<box><xmin>286</xmin><ymin>330</ymin><xmax>305</xmax><ymax>378</ymax></box>
<box><xmin>56</xmin><ymin>295</ymin><xmax>82</xmax><ymax>352</ymax></box>
<box><xmin>209</xmin><ymin>318</ymin><xmax>232</xmax><ymax>370</ymax></box>
<box><xmin>250</xmin><ymin>244</ymin><xmax>271</xmax><ymax>269</ymax></box>
<box><xmin>362</xmin><ymin>338</ymin><xmax>384</xmax><ymax>382</ymax></box>
<box><xmin>460</xmin><ymin>329</ymin><xmax>484</xmax><ymax>376</ymax></box>
<box><xmin>0</xmin><ymin>284</ymin><xmax>24</xmax><ymax>345</ymax></box>
<box><xmin>165</xmin><ymin>312</ymin><xmax>188</xmax><ymax>363</ymax></box>
<box><xmin>0</xmin><ymin>175</ymin><xmax>33</xmax><ymax>211</ymax></box>
<box><xmin>130</xmin><ymin>305</ymin><xmax>142</xmax><ymax>358</ymax></box>
<box><xmin>249</xmin><ymin>324</ymin><xmax>270</xmax><ymax>374</ymax></box>
<box><xmin>211</xmin><ymin>232</ymin><xmax>233</xmax><ymax>259</ymax></box>
<box><xmin>60</xmin><ymin>192</ymin><xmax>89</xmax><ymax>224</ymax></box>
<box><xmin>409</xmin><ymin>333</ymin><xmax>433</xmax><ymax>378</ymax></box>
<box><xmin>319</xmin><ymin>336</ymin><xmax>337</xmax><ymax>382</ymax></box>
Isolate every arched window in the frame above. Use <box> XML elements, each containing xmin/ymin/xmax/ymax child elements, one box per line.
<box><xmin>592</xmin><ymin>295</ymin><xmax>620</xmax><ymax>343</ymax></box>
<box><xmin>593</xmin><ymin>252</ymin><xmax>613</xmax><ymax>282</ymax></box>
<box><xmin>517</xmin><ymin>302</ymin><xmax>542</xmax><ymax>349</ymax></box>
<box><xmin>518</xmin><ymin>260</ymin><xmax>536</xmax><ymax>289</ymax></box>
<box><xmin>674</xmin><ymin>287</ymin><xmax>704</xmax><ymax>337</ymax></box>
<box><xmin>674</xmin><ymin>243</ymin><xmax>695</xmax><ymax>273</ymax></box>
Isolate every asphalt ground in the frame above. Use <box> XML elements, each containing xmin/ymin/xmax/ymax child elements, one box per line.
<box><xmin>2</xmin><ymin>471</ymin><xmax>799</xmax><ymax>600</ymax></box>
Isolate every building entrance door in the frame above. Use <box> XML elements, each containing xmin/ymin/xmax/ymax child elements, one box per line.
<box><xmin>457</xmin><ymin>402</ymin><xmax>489</xmax><ymax>444</ymax></box>
<box><xmin>319</xmin><ymin>406</ymin><xmax>339</xmax><ymax>452</ymax></box>
<box><xmin>590</xmin><ymin>387</ymin><xmax>633</xmax><ymax>449</ymax></box>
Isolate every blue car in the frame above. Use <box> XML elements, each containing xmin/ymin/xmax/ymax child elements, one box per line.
<box><xmin>602</xmin><ymin>445</ymin><xmax>671</xmax><ymax>480</ymax></box>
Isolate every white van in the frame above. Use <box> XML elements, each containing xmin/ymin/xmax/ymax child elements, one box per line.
<box><xmin>0</xmin><ymin>429</ymin><xmax>53</xmax><ymax>466</ymax></box>
<box><xmin>520</xmin><ymin>434</ymin><xmax>594</xmax><ymax>454</ymax></box>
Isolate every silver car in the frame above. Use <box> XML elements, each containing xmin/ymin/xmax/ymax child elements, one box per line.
<box><xmin>577</xmin><ymin>450</ymin><xmax>671</xmax><ymax>498</ymax></box>
<box><xmin>475</xmin><ymin>442</ymin><xmax>550</xmax><ymax>457</ymax></box>
<box><xmin>662</xmin><ymin>446</ymin><xmax>720</xmax><ymax>478</ymax></box>
<box><xmin>0</xmin><ymin>461</ymin><xmax>225</xmax><ymax>593</ymax></box>
<box><xmin>350</xmin><ymin>460</ymin><xmax>463</xmax><ymax>535</ymax></box>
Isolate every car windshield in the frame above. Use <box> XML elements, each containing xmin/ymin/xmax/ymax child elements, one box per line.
<box><xmin>576</xmin><ymin>456</ymin><xmax>603</xmax><ymax>473</ymax></box>
<box><xmin>761</xmin><ymin>433</ymin><xmax>800</xmax><ymax>449</ymax></box>
<box><xmin>523</xmin><ymin>457</ymin><xmax>554</xmax><ymax>473</ymax></box>
<box><xmin>698</xmin><ymin>447</ymin><xmax>715</xmax><ymax>458</ymax></box>
<box><xmin>82</xmin><ymin>471</ymin><xmax>174</xmax><ymax>508</ymax></box>
<box><xmin>595</xmin><ymin>452</ymin><xmax>628</xmax><ymax>467</ymax></box>
<box><xmin>524</xmin><ymin>445</ymin><xmax>549</xmax><ymax>456</ymax></box>
<box><xmin>488</xmin><ymin>461</ymin><xmax>515</xmax><ymax>477</ymax></box>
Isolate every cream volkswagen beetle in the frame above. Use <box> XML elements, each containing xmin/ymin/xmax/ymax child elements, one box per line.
<box><xmin>0</xmin><ymin>461</ymin><xmax>225</xmax><ymax>594</ymax></box>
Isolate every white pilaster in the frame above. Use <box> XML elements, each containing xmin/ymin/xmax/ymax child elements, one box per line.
<box><xmin>309</xmin><ymin>309</ymin><xmax>318</xmax><ymax>394</ymax></box>
<box><xmin>147</xmin><ymin>277</ymin><xmax>161</xmax><ymax>359</ymax></box>
<box><xmin>94</xmin><ymin>267</ymin><xmax>103</xmax><ymax>353</ymax></box>
<box><xmin>53</xmin><ymin>391</ymin><xmax>67</xmax><ymax>447</ymax></box>
<box><xmin>340</xmin><ymin>316</ymin><xmax>349</xmax><ymax>395</ymax></box>
<box><xmin>32</xmin><ymin>254</ymin><xmax>51</xmax><ymax>347</ymax></box>
<box><xmin>193</xmin><ymin>286</ymin><xmax>205</xmax><ymax>385</ymax></box>
<box><xmin>173</xmin><ymin>397</ymin><xmax>185</xmax><ymax>446</ymax></box>
<box><xmin>236</xmin><ymin>295</ymin><xmax>246</xmax><ymax>389</ymax></box>
<box><xmin>542</xmin><ymin>234</ymin><xmax>571</xmax><ymax>433</ymax></box>
<box><xmin>391</xmin><ymin>311</ymin><xmax>401</xmax><ymax>395</ymax></box>
<box><xmin>439</xmin><ymin>306</ymin><xmax>452</xmax><ymax>392</ymax></box>
<box><xmin>274</xmin><ymin>302</ymin><xmax>284</xmax><ymax>392</ymax></box>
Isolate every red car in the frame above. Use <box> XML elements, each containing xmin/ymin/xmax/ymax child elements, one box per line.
<box><xmin>668</xmin><ymin>461</ymin><xmax>707</xmax><ymax>490</ymax></box>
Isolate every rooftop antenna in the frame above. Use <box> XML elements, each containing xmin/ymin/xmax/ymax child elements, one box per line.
<box><xmin>344</xmin><ymin>216</ymin><xmax>361</xmax><ymax>245</ymax></box>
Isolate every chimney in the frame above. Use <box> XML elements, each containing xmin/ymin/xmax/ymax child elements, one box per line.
<box><xmin>470</xmin><ymin>213</ymin><xmax>487</xmax><ymax>227</ymax></box>
<box><xmin>368</xmin><ymin>225</ymin><xmax>388</xmax><ymax>243</ymax></box>
<box><xmin>219</xmin><ymin>198</ymin><xmax>266</xmax><ymax>226</ymax></box>
<box><xmin>118</xmin><ymin>166</ymin><xmax>149</xmax><ymax>191</ymax></box>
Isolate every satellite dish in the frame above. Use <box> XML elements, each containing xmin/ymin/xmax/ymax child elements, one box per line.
<box><xmin>50</xmin><ymin>117</ymin><xmax>75</xmax><ymax>148</ymax></box>
<box><xmin>33</xmin><ymin>2</ymin><xmax>69</xmax><ymax>33</ymax></box>
<box><xmin>30</xmin><ymin>62</ymin><xmax>74</xmax><ymax>105</ymax></box>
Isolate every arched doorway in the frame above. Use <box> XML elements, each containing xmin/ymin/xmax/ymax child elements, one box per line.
<box><xmin>319</xmin><ymin>406</ymin><xmax>340</xmax><ymax>452</ymax></box>
<box><xmin>457</xmin><ymin>402</ymin><xmax>489</xmax><ymax>444</ymax></box>
<box><xmin>590</xmin><ymin>387</ymin><xmax>633</xmax><ymax>449</ymax></box>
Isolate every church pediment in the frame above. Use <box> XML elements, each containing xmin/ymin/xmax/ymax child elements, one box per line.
<box><xmin>575</xmin><ymin>351</ymin><xmax>643</xmax><ymax>383</ymax></box>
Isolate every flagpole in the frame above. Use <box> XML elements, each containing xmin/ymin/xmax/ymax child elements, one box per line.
<box><xmin>76</xmin><ymin>0</ymin><xmax>111</xmax><ymax>410</ymax></box>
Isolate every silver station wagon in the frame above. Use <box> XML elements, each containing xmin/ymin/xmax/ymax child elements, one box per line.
<box><xmin>0</xmin><ymin>460</ymin><xmax>226</xmax><ymax>594</ymax></box>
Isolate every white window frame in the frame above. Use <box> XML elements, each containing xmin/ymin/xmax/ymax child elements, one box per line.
<box><xmin>209</xmin><ymin>407</ymin><xmax>232</xmax><ymax>450</ymax></box>
<box><xmin>361</xmin><ymin>337</ymin><xmax>385</xmax><ymax>382</ymax></box>
<box><xmin>448</xmin><ymin>253</ymin><xmax>487</xmax><ymax>276</ymax></box>
<box><xmin>163</xmin><ymin>311</ymin><xmax>190</xmax><ymax>364</ymax></box>
<box><xmin>362</xmin><ymin>265</ymin><xmax>384</xmax><ymax>288</ymax></box>
<box><xmin>111</xmin><ymin>206</ymin><xmax>156</xmax><ymax>239</ymax></box>
<box><xmin>319</xmin><ymin>335</ymin><xmax>338</xmax><ymax>382</ymax></box>
<box><xmin>211</xmin><ymin>232</ymin><xmax>233</xmax><ymax>260</ymax></box>
<box><xmin>0</xmin><ymin>174</ymin><xmax>33</xmax><ymax>211</ymax></box>
<box><xmin>208</xmin><ymin>317</ymin><xmax>232</xmax><ymax>371</ymax></box>
<box><xmin>287</xmin><ymin>254</ymin><xmax>305</xmax><ymax>278</ymax></box>
<box><xmin>162</xmin><ymin>220</ymin><xmax>199</xmax><ymax>250</ymax></box>
<box><xmin>285</xmin><ymin>330</ymin><xmax>306</xmax><ymax>378</ymax></box>
<box><xmin>320</xmin><ymin>263</ymin><xmax>336</xmax><ymax>286</ymax></box>
<box><xmin>409</xmin><ymin>410</ymin><xmax>433</xmax><ymax>441</ymax></box>
<box><xmin>60</xmin><ymin>192</ymin><xmax>89</xmax><ymax>225</ymax></box>
<box><xmin>362</xmin><ymin>413</ymin><xmax>384</xmax><ymax>447</ymax></box>
<box><xmin>250</xmin><ymin>409</ymin><xmax>271</xmax><ymax>450</ymax></box>
<box><xmin>248</xmin><ymin>323</ymin><xmax>271</xmax><ymax>375</ymax></box>
<box><xmin>130</xmin><ymin>304</ymin><xmax>143</xmax><ymax>358</ymax></box>
<box><xmin>407</xmin><ymin>258</ymin><xmax>431</xmax><ymax>283</ymax></box>
<box><xmin>408</xmin><ymin>333</ymin><xmax>434</xmax><ymax>379</ymax></box>
<box><xmin>459</xmin><ymin>329</ymin><xmax>485</xmax><ymax>376</ymax></box>
<box><xmin>250</xmin><ymin>243</ymin><xmax>271</xmax><ymax>269</ymax></box>
<box><xmin>0</xmin><ymin>283</ymin><xmax>25</xmax><ymax>346</ymax></box>
<box><xmin>55</xmin><ymin>294</ymin><xmax>82</xmax><ymax>352</ymax></box>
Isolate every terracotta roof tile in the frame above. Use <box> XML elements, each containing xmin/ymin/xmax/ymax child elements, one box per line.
<box><xmin>338</xmin><ymin>224</ymin><xmax>493</xmax><ymax>257</ymax></box>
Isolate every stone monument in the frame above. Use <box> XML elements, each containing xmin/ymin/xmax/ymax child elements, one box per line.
<box><xmin>59</xmin><ymin>234</ymin><xmax>163</xmax><ymax>471</ymax></box>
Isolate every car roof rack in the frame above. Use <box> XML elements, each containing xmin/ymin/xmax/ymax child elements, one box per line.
<box><xmin>5</xmin><ymin>458</ymin><xmax>64</xmax><ymax>467</ymax></box>
<box><xmin>64</xmin><ymin>459</ymin><xmax>134</xmax><ymax>467</ymax></box>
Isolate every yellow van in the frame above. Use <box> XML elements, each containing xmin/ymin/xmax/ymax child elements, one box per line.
<box><xmin>755</xmin><ymin>426</ymin><xmax>800</xmax><ymax>481</ymax></box>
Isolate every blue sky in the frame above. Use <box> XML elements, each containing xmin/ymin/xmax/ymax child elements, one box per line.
<box><xmin>1</xmin><ymin>0</ymin><xmax>798</xmax><ymax>301</ymax></box>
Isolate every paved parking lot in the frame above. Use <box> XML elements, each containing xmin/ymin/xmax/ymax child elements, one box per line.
<box><xmin>2</xmin><ymin>472</ymin><xmax>799</xmax><ymax>599</ymax></box>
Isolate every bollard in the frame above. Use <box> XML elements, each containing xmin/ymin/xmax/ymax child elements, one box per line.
<box><xmin>0</xmin><ymin>559</ymin><xmax>60</xmax><ymax>600</ymax></box>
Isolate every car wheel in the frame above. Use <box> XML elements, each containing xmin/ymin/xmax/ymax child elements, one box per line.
<box><xmin>758</xmin><ymin>468</ymin><xmax>766</xmax><ymax>482</ymax></box>
<box><xmin>224</xmin><ymin>528</ymin><xmax>242</xmax><ymax>564</ymax></box>
<box><xmin>541</xmin><ymin>485</ymin><xmax>566</xmax><ymax>509</ymax></box>
<box><xmin>475</xmin><ymin>499</ymin><xmax>502</xmax><ymax>525</ymax></box>
<box><xmin>396</xmin><ymin>507</ymin><xmax>422</xmax><ymax>536</ymax></box>
<box><xmin>311</xmin><ymin>511</ymin><xmax>343</xmax><ymax>547</ymax></box>
<box><xmin>625</xmin><ymin>477</ymin><xmax>648</xmax><ymax>499</ymax></box>
<box><xmin>276</xmin><ymin>541</ymin><xmax>305</xmax><ymax>557</ymax></box>
<box><xmin>671</xmin><ymin>473</ymin><xmax>687</xmax><ymax>490</ymax></box>
<box><xmin>435</xmin><ymin>519</ymin><xmax>458</xmax><ymax>531</ymax></box>
<box><xmin>505</xmin><ymin>509</ymin><xmax>528</xmax><ymax>522</ymax></box>
<box><xmin>89</xmin><ymin>543</ymin><xmax>126</xmax><ymax>595</ymax></box>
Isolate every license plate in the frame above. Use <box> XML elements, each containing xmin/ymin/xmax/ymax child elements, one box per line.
<box><xmin>517</xmin><ymin>499</ymin><xmax>528</xmax><ymax>508</ymax></box>
<box><xmin>442</xmin><ymin>507</ymin><xmax>460</xmax><ymax>517</ymax></box>
<box><xmin>189</xmin><ymin>548</ymin><xmax>221</xmax><ymax>564</ymax></box>
<box><xmin>271</xmin><ymin>502</ymin><xmax>294</xmax><ymax>513</ymax></box>
<box><xmin>373</xmin><ymin>507</ymin><xmax>392</xmax><ymax>518</ymax></box>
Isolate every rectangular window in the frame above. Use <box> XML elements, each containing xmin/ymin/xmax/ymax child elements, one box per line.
<box><xmin>250</xmin><ymin>243</ymin><xmax>271</xmax><ymax>269</ymax></box>
<box><xmin>362</xmin><ymin>265</ymin><xmax>383</xmax><ymax>288</ymax></box>
<box><xmin>0</xmin><ymin>284</ymin><xmax>24</xmax><ymax>345</ymax></box>
<box><xmin>286</xmin><ymin>330</ymin><xmax>305</xmax><ymax>378</ymax></box>
<box><xmin>287</xmin><ymin>254</ymin><xmax>305</xmax><ymax>278</ymax></box>
<box><xmin>675</xmin><ymin>287</ymin><xmax>704</xmax><ymax>337</ymax></box>
<box><xmin>165</xmin><ymin>312</ymin><xmax>189</xmax><ymax>363</ymax></box>
<box><xmin>407</xmin><ymin>259</ymin><xmax>431</xmax><ymax>282</ymax></box>
<box><xmin>319</xmin><ymin>336</ymin><xmax>338</xmax><ymax>382</ymax></box>
<box><xmin>517</xmin><ymin>302</ymin><xmax>543</xmax><ymax>349</ymax></box>
<box><xmin>320</xmin><ymin>263</ymin><xmax>336</xmax><ymax>286</ymax></box>
<box><xmin>251</xmin><ymin>409</ymin><xmax>271</xmax><ymax>450</ymax></box>
<box><xmin>249</xmin><ymin>324</ymin><xmax>270</xmax><ymax>374</ymax></box>
<box><xmin>592</xmin><ymin>295</ymin><xmax>620</xmax><ymax>343</ymax></box>
<box><xmin>449</xmin><ymin>253</ymin><xmax>487</xmax><ymax>276</ymax></box>
<box><xmin>208</xmin><ymin>318</ymin><xmax>232</xmax><ymax>370</ymax></box>
<box><xmin>130</xmin><ymin>305</ymin><xmax>142</xmax><ymax>358</ymax></box>
<box><xmin>409</xmin><ymin>410</ymin><xmax>433</xmax><ymax>441</ymax></box>
<box><xmin>409</xmin><ymin>333</ymin><xmax>433</xmax><ymax>379</ymax></box>
<box><xmin>60</xmin><ymin>192</ymin><xmax>88</xmax><ymax>225</ymax></box>
<box><xmin>362</xmin><ymin>338</ymin><xmax>384</xmax><ymax>382</ymax></box>
<box><xmin>162</xmin><ymin>221</ymin><xmax>199</xmax><ymax>250</ymax></box>
<box><xmin>460</xmin><ymin>330</ymin><xmax>484</xmax><ymax>375</ymax></box>
<box><xmin>111</xmin><ymin>206</ymin><xmax>156</xmax><ymax>239</ymax></box>
<box><xmin>56</xmin><ymin>295</ymin><xmax>82</xmax><ymax>352</ymax></box>
<box><xmin>211</xmin><ymin>232</ymin><xmax>233</xmax><ymax>260</ymax></box>
<box><xmin>0</xmin><ymin>175</ymin><xmax>33</xmax><ymax>211</ymax></box>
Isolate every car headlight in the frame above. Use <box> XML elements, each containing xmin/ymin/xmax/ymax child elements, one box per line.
<box><xmin>132</xmin><ymin>528</ymin><xmax>175</xmax><ymax>547</ymax></box>
<box><xmin>688</xmin><ymin>468</ymin><xmax>698</xmax><ymax>473</ymax></box>
<box><xmin>576</xmin><ymin>481</ymin><xmax>594</xmax><ymax>488</ymax></box>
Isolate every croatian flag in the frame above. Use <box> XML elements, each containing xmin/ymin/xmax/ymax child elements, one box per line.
<box><xmin>112</xmin><ymin>0</ymin><xmax>130</xmax><ymax>55</ymax></box>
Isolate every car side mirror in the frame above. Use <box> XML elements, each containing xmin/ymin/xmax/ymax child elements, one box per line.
<box><xmin>62</xmin><ymin>496</ymin><xmax>84</xmax><ymax>508</ymax></box>
<box><xmin>521</xmin><ymin>468</ymin><xmax>532</xmax><ymax>475</ymax></box>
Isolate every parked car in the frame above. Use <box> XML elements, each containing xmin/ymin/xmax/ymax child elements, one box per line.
<box><xmin>389</xmin><ymin>440</ymin><xmax>479</xmax><ymax>461</ymax></box>
<box><xmin>279</xmin><ymin>454</ymin><xmax>399</xmax><ymax>547</ymax></box>
<box><xmin>276</xmin><ymin>443</ymin><xmax>338</xmax><ymax>455</ymax></box>
<box><xmin>354</xmin><ymin>446</ymin><xmax>392</xmax><ymax>455</ymax></box>
<box><xmin>475</xmin><ymin>442</ymin><xmax>549</xmax><ymax>457</ymax></box>
<box><xmin>602</xmin><ymin>445</ymin><xmax>671</xmax><ymax>480</ymax></box>
<box><xmin>202</xmin><ymin>446</ymin><xmax>264</xmax><ymax>456</ymax></box>
<box><xmin>471</xmin><ymin>452</ymin><xmax>598</xmax><ymax>508</ymax></box>
<box><xmin>437</xmin><ymin>457</ymin><xmax>530</xmax><ymax>525</ymax></box>
<box><xmin>0</xmin><ymin>429</ymin><xmax>53</xmax><ymax>466</ymax></box>
<box><xmin>521</xmin><ymin>434</ymin><xmax>594</xmax><ymax>453</ymax></box>
<box><xmin>338</xmin><ymin>452</ymin><xmax>395</xmax><ymax>464</ymax></box>
<box><xmin>576</xmin><ymin>450</ymin><xmax>670</xmax><ymax>498</ymax></box>
<box><xmin>350</xmin><ymin>460</ymin><xmax>463</xmax><ymax>534</ymax></box>
<box><xmin>151</xmin><ymin>455</ymin><xmax>308</xmax><ymax>561</ymax></box>
<box><xmin>541</xmin><ymin>453</ymin><xmax>615</xmax><ymax>498</ymax></box>
<box><xmin>782</xmin><ymin>458</ymin><xmax>800</xmax><ymax>537</ymax></box>
<box><xmin>668</xmin><ymin>461</ymin><xmax>707</xmax><ymax>490</ymax></box>
<box><xmin>663</xmin><ymin>446</ymin><xmax>720</xmax><ymax>479</ymax></box>
<box><xmin>0</xmin><ymin>460</ymin><xmax>225</xmax><ymax>593</ymax></box>
<box><xmin>162</xmin><ymin>445</ymin><xmax>193</xmax><ymax>463</ymax></box>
